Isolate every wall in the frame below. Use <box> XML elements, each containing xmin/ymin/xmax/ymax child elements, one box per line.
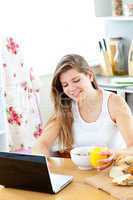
<box><xmin>0</xmin><ymin>0</ymin><xmax>100</xmax><ymax>76</ymax></box>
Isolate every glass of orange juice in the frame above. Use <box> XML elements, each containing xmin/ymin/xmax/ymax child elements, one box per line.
<box><xmin>90</xmin><ymin>146</ymin><xmax>112</xmax><ymax>169</ymax></box>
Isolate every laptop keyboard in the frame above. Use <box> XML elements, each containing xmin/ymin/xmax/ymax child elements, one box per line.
<box><xmin>50</xmin><ymin>173</ymin><xmax>72</xmax><ymax>191</ymax></box>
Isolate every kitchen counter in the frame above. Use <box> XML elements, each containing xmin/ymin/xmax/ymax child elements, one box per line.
<box><xmin>96</xmin><ymin>75</ymin><xmax>133</xmax><ymax>94</ymax></box>
<box><xmin>0</xmin><ymin>158</ymin><xmax>116</xmax><ymax>200</ymax></box>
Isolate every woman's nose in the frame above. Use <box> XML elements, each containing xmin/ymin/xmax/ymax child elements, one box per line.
<box><xmin>68</xmin><ymin>84</ymin><xmax>76</xmax><ymax>91</ymax></box>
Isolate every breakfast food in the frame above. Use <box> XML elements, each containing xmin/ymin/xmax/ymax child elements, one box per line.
<box><xmin>109</xmin><ymin>154</ymin><xmax>133</xmax><ymax>186</ymax></box>
<box><xmin>90</xmin><ymin>146</ymin><xmax>109</xmax><ymax>168</ymax></box>
<box><xmin>112</xmin><ymin>174</ymin><xmax>133</xmax><ymax>186</ymax></box>
<box><xmin>115</xmin><ymin>155</ymin><xmax>133</xmax><ymax>166</ymax></box>
<box><xmin>76</xmin><ymin>153</ymin><xmax>88</xmax><ymax>156</ymax></box>
<box><xmin>109</xmin><ymin>166</ymin><xmax>125</xmax><ymax>178</ymax></box>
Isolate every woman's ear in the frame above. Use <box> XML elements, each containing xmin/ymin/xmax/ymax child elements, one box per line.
<box><xmin>87</xmin><ymin>69</ymin><xmax>94</xmax><ymax>82</ymax></box>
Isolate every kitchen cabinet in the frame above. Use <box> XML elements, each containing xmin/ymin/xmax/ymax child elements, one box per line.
<box><xmin>93</xmin><ymin>0</ymin><xmax>133</xmax><ymax>63</ymax></box>
<box><xmin>97</xmin><ymin>75</ymin><xmax>133</xmax><ymax>113</ymax></box>
<box><xmin>94</xmin><ymin>0</ymin><xmax>112</xmax><ymax>17</ymax></box>
<box><xmin>94</xmin><ymin>1</ymin><xmax>133</xmax><ymax>113</ymax></box>
<box><xmin>94</xmin><ymin>0</ymin><xmax>133</xmax><ymax>19</ymax></box>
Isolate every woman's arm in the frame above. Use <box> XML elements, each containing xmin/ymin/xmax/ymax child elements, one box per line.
<box><xmin>98</xmin><ymin>94</ymin><xmax>133</xmax><ymax>171</ymax></box>
<box><xmin>32</xmin><ymin>118</ymin><xmax>60</xmax><ymax>155</ymax></box>
<box><xmin>109</xmin><ymin>93</ymin><xmax>133</xmax><ymax>147</ymax></box>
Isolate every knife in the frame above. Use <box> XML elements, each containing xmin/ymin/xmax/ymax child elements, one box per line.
<box><xmin>102</xmin><ymin>38</ymin><xmax>113</xmax><ymax>76</ymax></box>
<box><xmin>98</xmin><ymin>40</ymin><xmax>108</xmax><ymax>76</ymax></box>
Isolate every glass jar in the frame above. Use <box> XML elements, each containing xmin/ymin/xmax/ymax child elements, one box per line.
<box><xmin>112</xmin><ymin>0</ymin><xmax>123</xmax><ymax>16</ymax></box>
<box><xmin>108</xmin><ymin>37</ymin><xmax>127</xmax><ymax>75</ymax></box>
<box><xmin>124</xmin><ymin>3</ymin><xmax>133</xmax><ymax>16</ymax></box>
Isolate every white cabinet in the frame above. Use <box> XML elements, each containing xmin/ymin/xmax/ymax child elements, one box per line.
<box><xmin>94</xmin><ymin>0</ymin><xmax>133</xmax><ymax>68</ymax></box>
<box><xmin>94</xmin><ymin>0</ymin><xmax>112</xmax><ymax>17</ymax></box>
<box><xmin>94</xmin><ymin>0</ymin><xmax>133</xmax><ymax>20</ymax></box>
<box><xmin>94</xmin><ymin>1</ymin><xmax>133</xmax><ymax>113</ymax></box>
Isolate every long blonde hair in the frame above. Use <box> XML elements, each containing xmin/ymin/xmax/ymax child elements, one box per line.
<box><xmin>48</xmin><ymin>54</ymin><xmax>99</xmax><ymax>149</ymax></box>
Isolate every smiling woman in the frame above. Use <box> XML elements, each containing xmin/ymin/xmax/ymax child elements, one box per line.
<box><xmin>33</xmin><ymin>54</ymin><xmax>133</xmax><ymax>171</ymax></box>
<box><xmin>60</xmin><ymin>69</ymin><xmax>96</xmax><ymax>100</ymax></box>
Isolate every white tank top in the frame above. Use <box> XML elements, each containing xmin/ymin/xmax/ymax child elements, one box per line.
<box><xmin>72</xmin><ymin>89</ymin><xmax>126</xmax><ymax>150</ymax></box>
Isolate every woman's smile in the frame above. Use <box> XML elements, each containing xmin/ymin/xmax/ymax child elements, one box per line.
<box><xmin>59</xmin><ymin>68</ymin><xmax>93</xmax><ymax>100</ymax></box>
<box><xmin>69</xmin><ymin>89</ymin><xmax>81</xmax><ymax>98</ymax></box>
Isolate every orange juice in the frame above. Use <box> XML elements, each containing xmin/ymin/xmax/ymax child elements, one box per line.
<box><xmin>90</xmin><ymin>146</ymin><xmax>109</xmax><ymax>168</ymax></box>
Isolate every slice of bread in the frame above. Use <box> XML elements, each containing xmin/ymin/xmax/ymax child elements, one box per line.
<box><xmin>109</xmin><ymin>166</ymin><xmax>125</xmax><ymax>178</ymax></box>
<box><xmin>126</xmin><ymin>165</ymin><xmax>133</xmax><ymax>175</ymax></box>
<box><xmin>112</xmin><ymin>174</ymin><xmax>133</xmax><ymax>186</ymax></box>
<box><xmin>109</xmin><ymin>154</ymin><xmax>133</xmax><ymax>186</ymax></box>
<box><xmin>114</xmin><ymin>155</ymin><xmax>133</xmax><ymax>166</ymax></box>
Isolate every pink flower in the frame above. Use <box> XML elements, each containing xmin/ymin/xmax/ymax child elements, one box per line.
<box><xmin>30</xmin><ymin>68</ymin><xmax>35</xmax><ymax>81</ymax></box>
<box><xmin>33</xmin><ymin>124</ymin><xmax>43</xmax><ymax>138</ymax></box>
<box><xmin>7</xmin><ymin>106</ymin><xmax>22</xmax><ymax>126</ymax></box>
<box><xmin>6</xmin><ymin>37</ymin><xmax>19</xmax><ymax>54</ymax></box>
<box><xmin>3</xmin><ymin>63</ymin><xmax>7</xmax><ymax>68</ymax></box>
<box><xmin>21</xmin><ymin>82</ymin><xmax>27</xmax><ymax>91</ymax></box>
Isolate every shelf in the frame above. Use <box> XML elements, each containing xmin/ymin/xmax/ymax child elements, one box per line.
<box><xmin>97</xmin><ymin>75</ymin><xmax>133</xmax><ymax>91</ymax></box>
<box><xmin>98</xmin><ymin>16</ymin><xmax>133</xmax><ymax>21</ymax></box>
<box><xmin>94</xmin><ymin>0</ymin><xmax>133</xmax><ymax>20</ymax></box>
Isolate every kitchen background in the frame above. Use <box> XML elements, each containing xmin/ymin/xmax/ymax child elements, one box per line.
<box><xmin>0</xmin><ymin>0</ymin><xmax>102</xmax><ymax>76</ymax></box>
<box><xmin>95</xmin><ymin>0</ymin><xmax>133</xmax><ymax>74</ymax></box>
<box><xmin>1</xmin><ymin>0</ymin><xmax>133</xmax><ymax>151</ymax></box>
<box><xmin>94</xmin><ymin>0</ymin><xmax>133</xmax><ymax>112</ymax></box>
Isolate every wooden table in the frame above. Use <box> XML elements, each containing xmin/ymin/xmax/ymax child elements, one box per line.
<box><xmin>0</xmin><ymin>157</ymin><xmax>117</xmax><ymax>200</ymax></box>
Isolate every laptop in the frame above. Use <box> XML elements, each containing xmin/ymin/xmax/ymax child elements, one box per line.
<box><xmin>0</xmin><ymin>152</ymin><xmax>73</xmax><ymax>194</ymax></box>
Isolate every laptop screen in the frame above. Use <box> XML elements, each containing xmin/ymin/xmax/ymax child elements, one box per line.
<box><xmin>0</xmin><ymin>152</ymin><xmax>73</xmax><ymax>193</ymax></box>
<box><xmin>0</xmin><ymin>152</ymin><xmax>53</xmax><ymax>193</ymax></box>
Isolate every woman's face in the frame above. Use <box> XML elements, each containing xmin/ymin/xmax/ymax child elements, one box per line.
<box><xmin>59</xmin><ymin>68</ymin><xmax>94</xmax><ymax>101</ymax></box>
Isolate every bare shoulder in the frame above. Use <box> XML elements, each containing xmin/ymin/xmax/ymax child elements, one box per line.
<box><xmin>110</xmin><ymin>93</ymin><xmax>125</xmax><ymax>106</ymax></box>
<box><xmin>109</xmin><ymin>93</ymin><xmax>131</xmax><ymax>116</ymax></box>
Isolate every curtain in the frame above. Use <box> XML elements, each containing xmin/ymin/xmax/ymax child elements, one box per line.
<box><xmin>1</xmin><ymin>37</ymin><xmax>43</xmax><ymax>152</ymax></box>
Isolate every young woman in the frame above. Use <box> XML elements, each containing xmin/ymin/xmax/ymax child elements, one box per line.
<box><xmin>33</xmin><ymin>54</ymin><xmax>133</xmax><ymax>169</ymax></box>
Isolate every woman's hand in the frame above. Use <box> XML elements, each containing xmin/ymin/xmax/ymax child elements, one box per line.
<box><xmin>96</xmin><ymin>150</ymin><xmax>115</xmax><ymax>171</ymax></box>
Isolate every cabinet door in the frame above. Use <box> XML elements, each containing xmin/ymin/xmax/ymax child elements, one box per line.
<box><xmin>94</xmin><ymin>0</ymin><xmax>112</xmax><ymax>17</ymax></box>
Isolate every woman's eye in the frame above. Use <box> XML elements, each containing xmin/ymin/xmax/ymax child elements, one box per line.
<box><xmin>62</xmin><ymin>78</ymin><xmax>80</xmax><ymax>88</ymax></box>
<box><xmin>62</xmin><ymin>84</ymin><xmax>68</xmax><ymax>88</ymax></box>
<box><xmin>73</xmin><ymin>79</ymin><xmax>80</xmax><ymax>83</ymax></box>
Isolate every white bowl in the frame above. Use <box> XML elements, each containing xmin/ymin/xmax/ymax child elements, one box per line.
<box><xmin>70</xmin><ymin>146</ymin><xmax>94</xmax><ymax>170</ymax></box>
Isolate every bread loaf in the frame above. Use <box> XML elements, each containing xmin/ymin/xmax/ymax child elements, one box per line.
<box><xmin>109</xmin><ymin>155</ymin><xmax>133</xmax><ymax>186</ymax></box>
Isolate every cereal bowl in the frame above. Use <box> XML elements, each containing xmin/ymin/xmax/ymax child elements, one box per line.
<box><xmin>70</xmin><ymin>146</ymin><xmax>94</xmax><ymax>170</ymax></box>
